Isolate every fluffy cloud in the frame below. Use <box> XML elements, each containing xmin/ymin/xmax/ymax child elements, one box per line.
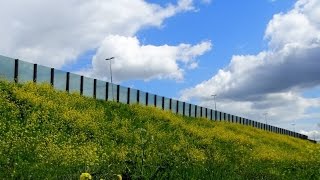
<box><xmin>81</xmin><ymin>35</ymin><xmax>211</xmax><ymax>82</ymax></box>
<box><xmin>0</xmin><ymin>0</ymin><xmax>196</xmax><ymax>68</ymax></box>
<box><xmin>300</xmin><ymin>130</ymin><xmax>320</xmax><ymax>142</ymax></box>
<box><xmin>181</xmin><ymin>0</ymin><xmax>320</xmax><ymax>133</ymax></box>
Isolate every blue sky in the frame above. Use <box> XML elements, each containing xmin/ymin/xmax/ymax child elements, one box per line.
<box><xmin>63</xmin><ymin>0</ymin><xmax>298</xmax><ymax>98</ymax></box>
<box><xmin>0</xmin><ymin>0</ymin><xmax>319</xmax><ymax>140</ymax></box>
<box><xmin>129</xmin><ymin>0</ymin><xmax>297</xmax><ymax>97</ymax></box>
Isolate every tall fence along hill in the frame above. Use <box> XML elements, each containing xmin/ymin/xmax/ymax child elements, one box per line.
<box><xmin>0</xmin><ymin>55</ymin><xmax>308</xmax><ymax>140</ymax></box>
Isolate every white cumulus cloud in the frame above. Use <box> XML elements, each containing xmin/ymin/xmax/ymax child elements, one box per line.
<box><xmin>0</xmin><ymin>0</ymin><xmax>197</xmax><ymax>68</ymax></box>
<box><xmin>180</xmin><ymin>0</ymin><xmax>320</xmax><ymax>133</ymax></box>
<box><xmin>80</xmin><ymin>35</ymin><xmax>211</xmax><ymax>82</ymax></box>
<box><xmin>300</xmin><ymin>130</ymin><xmax>320</xmax><ymax>142</ymax></box>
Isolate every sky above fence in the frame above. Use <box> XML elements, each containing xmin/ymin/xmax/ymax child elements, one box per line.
<box><xmin>0</xmin><ymin>0</ymin><xmax>319</xmax><ymax>140</ymax></box>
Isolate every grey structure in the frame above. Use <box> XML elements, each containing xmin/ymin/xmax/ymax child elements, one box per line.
<box><xmin>0</xmin><ymin>55</ymin><xmax>309</xmax><ymax>140</ymax></box>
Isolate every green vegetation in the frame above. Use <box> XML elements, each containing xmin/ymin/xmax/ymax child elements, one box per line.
<box><xmin>0</xmin><ymin>81</ymin><xmax>319</xmax><ymax>179</ymax></box>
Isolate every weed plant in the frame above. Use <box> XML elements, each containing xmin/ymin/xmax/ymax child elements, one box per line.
<box><xmin>0</xmin><ymin>81</ymin><xmax>319</xmax><ymax>179</ymax></box>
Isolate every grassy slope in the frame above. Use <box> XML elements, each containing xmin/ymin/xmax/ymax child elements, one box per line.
<box><xmin>0</xmin><ymin>81</ymin><xmax>319</xmax><ymax>179</ymax></box>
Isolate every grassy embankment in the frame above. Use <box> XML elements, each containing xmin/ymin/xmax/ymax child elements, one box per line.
<box><xmin>0</xmin><ymin>81</ymin><xmax>319</xmax><ymax>179</ymax></box>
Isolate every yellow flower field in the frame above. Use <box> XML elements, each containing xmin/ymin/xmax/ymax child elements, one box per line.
<box><xmin>0</xmin><ymin>81</ymin><xmax>319</xmax><ymax>179</ymax></box>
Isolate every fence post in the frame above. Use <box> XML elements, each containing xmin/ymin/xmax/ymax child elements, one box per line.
<box><xmin>116</xmin><ymin>85</ymin><xmax>120</xmax><ymax>103</ymax></box>
<box><xmin>154</xmin><ymin>94</ymin><xmax>157</xmax><ymax>107</ymax></box>
<box><xmin>162</xmin><ymin>97</ymin><xmax>165</xmax><ymax>110</ymax></box>
<box><xmin>80</xmin><ymin>76</ymin><xmax>84</xmax><ymax>95</ymax></box>
<box><xmin>183</xmin><ymin>102</ymin><xmax>186</xmax><ymax>116</ymax></box>
<box><xmin>33</xmin><ymin>64</ymin><xmax>37</xmax><ymax>83</ymax></box>
<box><xmin>93</xmin><ymin>79</ymin><xmax>97</xmax><ymax>99</ymax></box>
<box><xmin>106</xmin><ymin>82</ymin><xmax>109</xmax><ymax>101</ymax></box>
<box><xmin>189</xmin><ymin>104</ymin><xmax>192</xmax><ymax>117</ymax></box>
<box><xmin>176</xmin><ymin>101</ymin><xmax>179</xmax><ymax>114</ymax></box>
<box><xmin>127</xmin><ymin>88</ymin><xmax>130</xmax><ymax>104</ymax></box>
<box><xmin>14</xmin><ymin>59</ymin><xmax>19</xmax><ymax>83</ymax></box>
<box><xmin>137</xmin><ymin>90</ymin><xmax>140</xmax><ymax>104</ymax></box>
<box><xmin>146</xmin><ymin>93</ymin><xmax>149</xmax><ymax>106</ymax></box>
<box><xmin>66</xmin><ymin>72</ymin><xmax>70</xmax><ymax>92</ymax></box>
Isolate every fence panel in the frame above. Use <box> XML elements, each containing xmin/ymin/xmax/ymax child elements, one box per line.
<box><xmin>18</xmin><ymin>60</ymin><xmax>34</xmax><ymax>83</ymax></box>
<box><xmin>148</xmin><ymin>93</ymin><xmax>155</xmax><ymax>107</ymax></box>
<box><xmin>216</xmin><ymin>111</ymin><xmax>220</xmax><ymax>121</ymax></box>
<box><xmin>36</xmin><ymin>65</ymin><xmax>51</xmax><ymax>83</ymax></box>
<box><xmin>83</xmin><ymin>77</ymin><xmax>94</xmax><ymax>98</ymax></box>
<box><xmin>185</xmin><ymin>103</ymin><xmax>190</xmax><ymax>117</ymax></box>
<box><xmin>69</xmin><ymin>73</ymin><xmax>81</xmax><ymax>94</ymax></box>
<box><xmin>0</xmin><ymin>55</ymin><xmax>15</xmax><ymax>81</ymax></box>
<box><xmin>196</xmin><ymin>106</ymin><xmax>201</xmax><ymax>117</ymax></box>
<box><xmin>208</xmin><ymin>109</ymin><xmax>212</xmax><ymax>120</ymax></box>
<box><xmin>190</xmin><ymin>105</ymin><xmax>195</xmax><ymax>117</ymax></box>
<box><xmin>96</xmin><ymin>80</ymin><xmax>106</xmax><ymax>100</ymax></box>
<box><xmin>129</xmin><ymin>89</ymin><xmax>138</xmax><ymax>104</ymax></box>
<box><xmin>178</xmin><ymin>101</ymin><xmax>184</xmax><ymax>115</ymax></box>
<box><xmin>212</xmin><ymin>111</ymin><xmax>216</xmax><ymax>120</ymax></box>
<box><xmin>107</xmin><ymin>83</ymin><xmax>117</xmax><ymax>101</ymax></box>
<box><xmin>156</xmin><ymin>95</ymin><xmax>162</xmax><ymax>109</ymax></box>
<box><xmin>129</xmin><ymin>89</ymin><xmax>137</xmax><ymax>104</ymax></box>
<box><xmin>171</xmin><ymin>99</ymin><xmax>177</xmax><ymax>114</ymax></box>
<box><xmin>162</xmin><ymin>97</ymin><xmax>169</xmax><ymax>110</ymax></box>
<box><xmin>119</xmin><ymin>86</ymin><xmax>128</xmax><ymax>104</ymax></box>
<box><xmin>54</xmin><ymin>69</ymin><xmax>66</xmax><ymax>91</ymax></box>
<box><xmin>140</xmin><ymin>91</ymin><xmax>147</xmax><ymax>106</ymax></box>
<box><xmin>201</xmin><ymin>107</ymin><xmax>206</xmax><ymax>118</ymax></box>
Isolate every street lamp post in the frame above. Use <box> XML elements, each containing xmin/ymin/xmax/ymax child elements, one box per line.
<box><xmin>263</xmin><ymin>112</ymin><xmax>268</xmax><ymax>125</ymax></box>
<box><xmin>291</xmin><ymin>122</ymin><xmax>296</xmax><ymax>132</ymax></box>
<box><xmin>105</xmin><ymin>57</ymin><xmax>115</xmax><ymax>101</ymax></box>
<box><xmin>211</xmin><ymin>94</ymin><xmax>217</xmax><ymax>111</ymax></box>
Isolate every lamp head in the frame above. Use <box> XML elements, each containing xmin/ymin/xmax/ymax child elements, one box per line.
<box><xmin>105</xmin><ymin>57</ymin><xmax>115</xmax><ymax>61</ymax></box>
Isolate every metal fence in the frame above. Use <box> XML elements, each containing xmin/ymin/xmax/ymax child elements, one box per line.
<box><xmin>0</xmin><ymin>55</ymin><xmax>308</xmax><ymax>140</ymax></box>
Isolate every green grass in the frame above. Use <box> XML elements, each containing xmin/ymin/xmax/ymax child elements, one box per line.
<box><xmin>0</xmin><ymin>81</ymin><xmax>319</xmax><ymax>179</ymax></box>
